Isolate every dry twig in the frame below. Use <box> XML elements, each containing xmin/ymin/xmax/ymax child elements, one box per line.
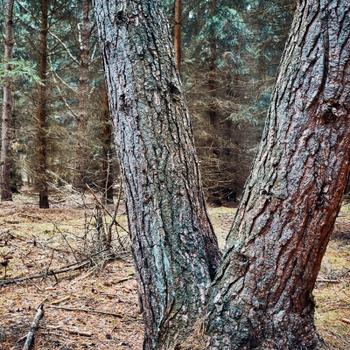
<box><xmin>22</xmin><ymin>304</ymin><xmax>44</xmax><ymax>350</ymax></box>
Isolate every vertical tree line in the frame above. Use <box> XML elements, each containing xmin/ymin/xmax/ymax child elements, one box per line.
<box><xmin>36</xmin><ymin>0</ymin><xmax>50</xmax><ymax>209</ymax></box>
<box><xmin>74</xmin><ymin>0</ymin><xmax>90</xmax><ymax>189</ymax></box>
<box><xmin>173</xmin><ymin>0</ymin><xmax>182</xmax><ymax>71</ymax></box>
<box><xmin>0</xmin><ymin>0</ymin><xmax>119</xmax><ymax>207</ymax></box>
<box><xmin>0</xmin><ymin>0</ymin><xmax>15</xmax><ymax>202</ymax></box>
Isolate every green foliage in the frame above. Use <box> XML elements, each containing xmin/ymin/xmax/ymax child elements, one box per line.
<box><xmin>0</xmin><ymin>59</ymin><xmax>41</xmax><ymax>84</ymax></box>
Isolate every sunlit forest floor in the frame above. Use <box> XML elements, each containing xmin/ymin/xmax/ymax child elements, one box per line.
<box><xmin>0</xmin><ymin>191</ymin><xmax>349</xmax><ymax>349</ymax></box>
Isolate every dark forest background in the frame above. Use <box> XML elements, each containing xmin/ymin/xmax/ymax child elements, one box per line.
<box><xmin>0</xmin><ymin>0</ymin><xmax>295</xmax><ymax>205</ymax></box>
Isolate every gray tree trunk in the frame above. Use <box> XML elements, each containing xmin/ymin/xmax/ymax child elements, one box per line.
<box><xmin>93</xmin><ymin>1</ymin><xmax>221</xmax><ymax>348</ymax></box>
<box><xmin>94</xmin><ymin>0</ymin><xmax>350</xmax><ymax>349</ymax></box>
<box><xmin>198</xmin><ymin>0</ymin><xmax>350</xmax><ymax>349</ymax></box>
<box><xmin>0</xmin><ymin>0</ymin><xmax>15</xmax><ymax>202</ymax></box>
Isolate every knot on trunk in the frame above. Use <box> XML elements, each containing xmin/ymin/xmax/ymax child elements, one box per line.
<box><xmin>319</xmin><ymin>101</ymin><xmax>343</xmax><ymax>124</ymax></box>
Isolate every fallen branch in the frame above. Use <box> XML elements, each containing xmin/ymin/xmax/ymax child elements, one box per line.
<box><xmin>0</xmin><ymin>260</ymin><xmax>90</xmax><ymax>287</ymax></box>
<box><xmin>22</xmin><ymin>304</ymin><xmax>44</xmax><ymax>350</ymax></box>
<box><xmin>0</xmin><ymin>248</ymin><xmax>126</xmax><ymax>287</ymax></box>
<box><xmin>47</xmin><ymin>304</ymin><xmax>123</xmax><ymax>318</ymax></box>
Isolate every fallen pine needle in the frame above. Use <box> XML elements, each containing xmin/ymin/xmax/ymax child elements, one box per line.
<box><xmin>341</xmin><ymin>318</ymin><xmax>350</xmax><ymax>325</ymax></box>
<box><xmin>44</xmin><ymin>325</ymin><xmax>92</xmax><ymax>337</ymax></box>
<box><xmin>50</xmin><ymin>296</ymin><xmax>71</xmax><ymax>305</ymax></box>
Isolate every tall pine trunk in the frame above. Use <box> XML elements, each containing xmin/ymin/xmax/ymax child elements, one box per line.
<box><xmin>197</xmin><ymin>1</ymin><xmax>350</xmax><ymax>349</ymax></box>
<box><xmin>0</xmin><ymin>0</ymin><xmax>15</xmax><ymax>202</ymax></box>
<box><xmin>173</xmin><ymin>0</ymin><xmax>182</xmax><ymax>71</ymax></box>
<box><xmin>74</xmin><ymin>0</ymin><xmax>90</xmax><ymax>189</ymax></box>
<box><xmin>94</xmin><ymin>1</ymin><xmax>221</xmax><ymax>348</ymax></box>
<box><xmin>36</xmin><ymin>0</ymin><xmax>49</xmax><ymax>209</ymax></box>
<box><xmin>100</xmin><ymin>85</ymin><xmax>114</xmax><ymax>205</ymax></box>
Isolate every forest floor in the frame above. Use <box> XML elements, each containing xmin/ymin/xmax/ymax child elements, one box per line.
<box><xmin>0</xmin><ymin>192</ymin><xmax>349</xmax><ymax>350</ymax></box>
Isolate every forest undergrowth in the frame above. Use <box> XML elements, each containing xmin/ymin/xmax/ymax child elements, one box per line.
<box><xmin>0</xmin><ymin>191</ymin><xmax>349</xmax><ymax>350</ymax></box>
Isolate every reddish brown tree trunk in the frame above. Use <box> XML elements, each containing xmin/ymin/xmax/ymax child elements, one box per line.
<box><xmin>196</xmin><ymin>1</ymin><xmax>350</xmax><ymax>349</ymax></box>
<box><xmin>0</xmin><ymin>0</ymin><xmax>15</xmax><ymax>202</ymax></box>
<box><xmin>100</xmin><ymin>85</ymin><xmax>114</xmax><ymax>205</ymax></box>
<box><xmin>36</xmin><ymin>0</ymin><xmax>49</xmax><ymax>209</ymax></box>
<box><xmin>208</xmin><ymin>0</ymin><xmax>217</xmax><ymax>128</ymax></box>
<box><xmin>74</xmin><ymin>0</ymin><xmax>90</xmax><ymax>189</ymax></box>
<box><xmin>173</xmin><ymin>0</ymin><xmax>182</xmax><ymax>71</ymax></box>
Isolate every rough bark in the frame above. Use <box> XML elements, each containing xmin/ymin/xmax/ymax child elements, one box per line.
<box><xmin>0</xmin><ymin>0</ymin><xmax>15</xmax><ymax>202</ymax></box>
<box><xmin>74</xmin><ymin>0</ymin><xmax>90</xmax><ymax>189</ymax></box>
<box><xmin>197</xmin><ymin>1</ymin><xmax>350</xmax><ymax>349</ymax></box>
<box><xmin>173</xmin><ymin>0</ymin><xmax>182</xmax><ymax>72</ymax></box>
<box><xmin>36</xmin><ymin>0</ymin><xmax>49</xmax><ymax>209</ymax></box>
<box><xmin>93</xmin><ymin>1</ymin><xmax>221</xmax><ymax>348</ymax></box>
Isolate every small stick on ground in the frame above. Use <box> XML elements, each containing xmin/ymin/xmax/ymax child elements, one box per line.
<box><xmin>341</xmin><ymin>318</ymin><xmax>350</xmax><ymax>325</ymax></box>
<box><xmin>50</xmin><ymin>296</ymin><xmax>71</xmax><ymax>305</ymax></box>
<box><xmin>316</xmin><ymin>278</ymin><xmax>340</xmax><ymax>283</ymax></box>
<box><xmin>22</xmin><ymin>304</ymin><xmax>44</xmax><ymax>350</ymax></box>
<box><xmin>47</xmin><ymin>304</ymin><xmax>123</xmax><ymax>318</ymax></box>
<box><xmin>44</xmin><ymin>325</ymin><xmax>92</xmax><ymax>337</ymax></box>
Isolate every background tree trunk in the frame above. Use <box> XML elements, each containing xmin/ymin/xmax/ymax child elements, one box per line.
<box><xmin>0</xmin><ymin>0</ymin><xmax>15</xmax><ymax>202</ymax></box>
<box><xmin>198</xmin><ymin>1</ymin><xmax>350</xmax><ymax>349</ymax></box>
<box><xmin>94</xmin><ymin>1</ymin><xmax>221</xmax><ymax>348</ymax></box>
<box><xmin>36</xmin><ymin>0</ymin><xmax>49</xmax><ymax>209</ymax></box>
<box><xmin>74</xmin><ymin>0</ymin><xmax>90</xmax><ymax>190</ymax></box>
<box><xmin>208</xmin><ymin>0</ymin><xmax>217</xmax><ymax>129</ymax></box>
<box><xmin>173</xmin><ymin>0</ymin><xmax>182</xmax><ymax>71</ymax></box>
<box><xmin>100</xmin><ymin>84</ymin><xmax>114</xmax><ymax>205</ymax></box>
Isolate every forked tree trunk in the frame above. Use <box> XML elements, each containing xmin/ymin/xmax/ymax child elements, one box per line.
<box><xmin>95</xmin><ymin>0</ymin><xmax>350</xmax><ymax>349</ymax></box>
<box><xmin>0</xmin><ymin>0</ymin><xmax>15</xmax><ymax>202</ymax></box>
<box><xmin>195</xmin><ymin>1</ymin><xmax>350</xmax><ymax>349</ymax></box>
<box><xmin>74</xmin><ymin>0</ymin><xmax>90</xmax><ymax>189</ymax></box>
<box><xmin>94</xmin><ymin>1</ymin><xmax>221</xmax><ymax>348</ymax></box>
<box><xmin>36</xmin><ymin>0</ymin><xmax>49</xmax><ymax>209</ymax></box>
<box><xmin>173</xmin><ymin>0</ymin><xmax>182</xmax><ymax>71</ymax></box>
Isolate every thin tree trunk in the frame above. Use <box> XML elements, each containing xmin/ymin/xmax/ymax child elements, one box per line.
<box><xmin>208</xmin><ymin>0</ymin><xmax>217</xmax><ymax>128</ymax></box>
<box><xmin>94</xmin><ymin>1</ymin><xmax>221</xmax><ymax>348</ymax></box>
<box><xmin>36</xmin><ymin>0</ymin><xmax>49</xmax><ymax>209</ymax></box>
<box><xmin>173</xmin><ymin>0</ymin><xmax>182</xmax><ymax>72</ymax></box>
<box><xmin>0</xmin><ymin>0</ymin><xmax>15</xmax><ymax>202</ymax></box>
<box><xmin>74</xmin><ymin>0</ymin><xmax>90</xmax><ymax>189</ymax></box>
<box><xmin>101</xmin><ymin>85</ymin><xmax>114</xmax><ymax>205</ymax></box>
<box><xmin>194</xmin><ymin>1</ymin><xmax>350</xmax><ymax>349</ymax></box>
